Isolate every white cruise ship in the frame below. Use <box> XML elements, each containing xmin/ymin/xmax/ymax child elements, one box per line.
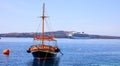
<box><xmin>68</xmin><ymin>32</ymin><xmax>90</xmax><ymax>39</ymax></box>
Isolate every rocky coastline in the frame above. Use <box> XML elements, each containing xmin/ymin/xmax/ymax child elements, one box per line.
<box><xmin>0</xmin><ymin>31</ymin><xmax>120</xmax><ymax>39</ymax></box>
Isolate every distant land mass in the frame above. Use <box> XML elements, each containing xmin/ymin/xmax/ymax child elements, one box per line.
<box><xmin>0</xmin><ymin>31</ymin><xmax>120</xmax><ymax>39</ymax></box>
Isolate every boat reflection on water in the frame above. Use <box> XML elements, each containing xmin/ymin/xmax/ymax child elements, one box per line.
<box><xmin>32</xmin><ymin>57</ymin><xmax>60</xmax><ymax>66</ymax></box>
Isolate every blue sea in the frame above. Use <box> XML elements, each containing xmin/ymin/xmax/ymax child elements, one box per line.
<box><xmin>0</xmin><ymin>37</ymin><xmax>120</xmax><ymax>66</ymax></box>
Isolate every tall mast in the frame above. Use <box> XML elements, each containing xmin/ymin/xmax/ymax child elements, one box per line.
<box><xmin>41</xmin><ymin>3</ymin><xmax>45</xmax><ymax>45</ymax></box>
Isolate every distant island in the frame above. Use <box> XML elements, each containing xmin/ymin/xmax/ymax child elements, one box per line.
<box><xmin>0</xmin><ymin>31</ymin><xmax>120</xmax><ymax>39</ymax></box>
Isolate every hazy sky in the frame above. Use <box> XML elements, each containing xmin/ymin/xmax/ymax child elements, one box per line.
<box><xmin>0</xmin><ymin>0</ymin><xmax>120</xmax><ymax>36</ymax></box>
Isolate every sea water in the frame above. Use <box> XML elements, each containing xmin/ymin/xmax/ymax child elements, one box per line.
<box><xmin>0</xmin><ymin>37</ymin><xmax>120</xmax><ymax>66</ymax></box>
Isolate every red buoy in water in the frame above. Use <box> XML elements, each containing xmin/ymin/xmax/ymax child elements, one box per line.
<box><xmin>3</xmin><ymin>49</ymin><xmax>10</xmax><ymax>55</ymax></box>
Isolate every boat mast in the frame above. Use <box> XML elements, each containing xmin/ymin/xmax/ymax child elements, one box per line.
<box><xmin>41</xmin><ymin>3</ymin><xmax>45</xmax><ymax>45</ymax></box>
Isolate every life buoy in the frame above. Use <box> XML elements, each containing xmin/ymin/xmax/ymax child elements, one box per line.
<box><xmin>3</xmin><ymin>49</ymin><xmax>10</xmax><ymax>55</ymax></box>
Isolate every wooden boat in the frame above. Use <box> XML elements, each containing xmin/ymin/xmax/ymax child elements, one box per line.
<box><xmin>27</xmin><ymin>3</ymin><xmax>61</xmax><ymax>59</ymax></box>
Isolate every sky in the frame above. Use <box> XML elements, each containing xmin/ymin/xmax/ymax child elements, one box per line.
<box><xmin>0</xmin><ymin>0</ymin><xmax>120</xmax><ymax>36</ymax></box>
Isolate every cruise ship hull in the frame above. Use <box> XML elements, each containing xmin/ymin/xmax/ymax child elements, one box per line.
<box><xmin>70</xmin><ymin>36</ymin><xmax>90</xmax><ymax>39</ymax></box>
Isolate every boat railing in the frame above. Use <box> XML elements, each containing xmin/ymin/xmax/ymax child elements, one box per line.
<box><xmin>34</xmin><ymin>35</ymin><xmax>55</xmax><ymax>41</ymax></box>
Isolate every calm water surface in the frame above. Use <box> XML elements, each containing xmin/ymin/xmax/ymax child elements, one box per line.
<box><xmin>0</xmin><ymin>37</ymin><xmax>120</xmax><ymax>66</ymax></box>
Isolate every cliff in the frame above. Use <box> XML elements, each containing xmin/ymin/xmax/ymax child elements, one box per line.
<box><xmin>0</xmin><ymin>31</ymin><xmax>120</xmax><ymax>39</ymax></box>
